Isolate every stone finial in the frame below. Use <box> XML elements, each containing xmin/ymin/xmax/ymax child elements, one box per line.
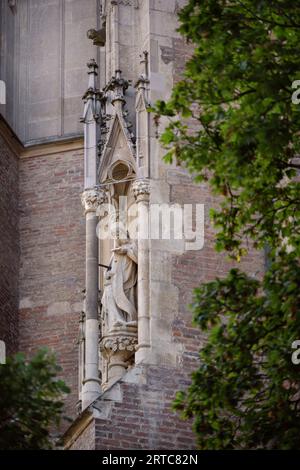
<box><xmin>105</xmin><ymin>70</ymin><xmax>130</xmax><ymax>108</ymax></box>
<box><xmin>81</xmin><ymin>188</ymin><xmax>107</xmax><ymax>214</ymax></box>
<box><xmin>132</xmin><ymin>179</ymin><xmax>150</xmax><ymax>202</ymax></box>
<box><xmin>135</xmin><ymin>51</ymin><xmax>150</xmax><ymax>91</ymax></box>
<box><xmin>87</xmin><ymin>58</ymin><xmax>98</xmax><ymax>75</ymax></box>
<box><xmin>82</xmin><ymin>60</ymin><xmax>100</xmax><ymax>105</ymax></box>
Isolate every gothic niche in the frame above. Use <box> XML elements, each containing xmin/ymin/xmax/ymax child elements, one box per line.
<box><xmin>100</xmin><ymin>224</ymin><xmax>137</xmax><ymax>389</ymax></box>
<box><xmin>98</xmin><ymin>72</ymin><xmax>138</xmax><ymax>389</ymax></box>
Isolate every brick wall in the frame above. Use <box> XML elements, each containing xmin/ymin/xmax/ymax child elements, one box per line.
<box><xmin>18</xmin><ymin>146</ymin><xmax>85</xmax><ymax>422</ymax></box>
<box><xmin>94</xmin><ymin>366</ymin><xmax>196</xmax><ymax>450</ymax></box>
<box><xmin>169</xmin><ymin>173</ymin><xmax>264</xmax><ymax>371</ymax></box>
<box><xmin>0</xmin><ymin>133</ymin><xmax>19</xmax><ymax>356</ymax></box>
<box><xmin>167</xmin><ymin>36</ymin><xmax>264</xmax><ymax>370</ymax></box>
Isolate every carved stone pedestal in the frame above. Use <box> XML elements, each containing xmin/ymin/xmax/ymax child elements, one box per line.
<box><xmin>100</xmin><ymin>325</ymin><xmax>137</xmax><ymax>390</ymax></box>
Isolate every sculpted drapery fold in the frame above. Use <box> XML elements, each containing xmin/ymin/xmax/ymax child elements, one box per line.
<box><xmin>101</xmin><ymin>235</ymin><xmax>138</xmax><ymax>332</ymax></box>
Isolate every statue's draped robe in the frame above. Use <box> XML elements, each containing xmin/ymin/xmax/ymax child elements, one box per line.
<box><xmin>101</xmin><ymin>242</ymin><xmax>137</xmax><ymax>330</ymax></box>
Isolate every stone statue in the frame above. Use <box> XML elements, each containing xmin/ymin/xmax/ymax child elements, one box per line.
<box><xmin>101</xmin><ymin>232</ymin><xmax>137</xmax><ymax>331</ymax></box>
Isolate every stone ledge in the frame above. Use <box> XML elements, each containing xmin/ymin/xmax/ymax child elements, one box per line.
<box><xmin>21</xmin><ymin>135</ymin><xmax>84</xmax><ymax>159</ymax></box>
<box><xmin>63</xmin><ymin>408</ymin><xmax>94</xmax><ymax>450</ymax></box>
<box><xmin>0</xmin><ymin>114</ymin><xmax>84</xmax><ymax>159</ymax></box>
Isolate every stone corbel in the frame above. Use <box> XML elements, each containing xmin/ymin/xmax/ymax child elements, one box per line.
<box><xmin>100</xmin><ymin>326</ymin><xmax>138</xmax><ymax>389</ymax></box>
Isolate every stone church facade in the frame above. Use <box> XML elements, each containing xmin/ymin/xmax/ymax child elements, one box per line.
<box><xmin>0</xmin><ymin>0</ymin><xmax>262</xmax><ymax>450</ymax></box>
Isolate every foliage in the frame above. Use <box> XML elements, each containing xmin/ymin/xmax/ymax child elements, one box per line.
<box><xmin>155</xmin><ymin>0</ymin><xmax>300</xmax><ymax>449</ymax></box>
<box><xmin>0</xmin><ymin>349</ymin><xmax>69</xmax><ymax>450</ymax></box>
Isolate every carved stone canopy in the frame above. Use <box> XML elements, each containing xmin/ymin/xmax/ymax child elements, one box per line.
<box><xmin>98</xmin><ymin>112</ymin><xmax>136</xmax><ymax>184</ymax></box>
<box><xmin>98</xmin><ymin>69</ymin><xmax>136</xmax><ymax>185</ymax></box>
<box><xmin>80</xmin><ymin>60</ymin><xmax>102</xmax><ymax>123</ymax></box>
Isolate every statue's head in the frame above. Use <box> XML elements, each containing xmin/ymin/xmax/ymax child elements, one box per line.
<box><xmin>110</xmin><ymin>221</ymin><xmax>129</xmax><ymax>243</ymax></box>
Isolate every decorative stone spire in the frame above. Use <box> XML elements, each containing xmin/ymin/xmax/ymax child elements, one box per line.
<box><xmin>81</xmin><ymin>60</ymin><xmax>102</xmax><ymax>118</ymax></box>
<box><xmin>135</xmin><ymin>51</ymin><xmax>150</xmax><ymax>92</ymax></box>
<box><xmin>81</xmin><ymin>59</ymin><xmax>102</xmax><ymax>189</ymax></box>
<box><xmin>87</xmin><ymin>58</ymin><xmax>98</xmax><ymax>83</ymax></box>
<box><xmin>105</xmin><ymin>69</ymin><xmax>129</xmax><ymax>111</ymax></box>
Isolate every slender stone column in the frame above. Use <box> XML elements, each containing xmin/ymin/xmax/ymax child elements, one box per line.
<box><xmin>80</xmin><ymin>58</ymin><xmax>103</xmax><ymax>410</ymax></box>
<box><xmin>81</xmin><ymin>188</ymin><xmax>105</xmax><ymax>410</ymax></box>
<box><xmin>132</xmin><ymin>179</ymin><xmax>151</xmax><ymax>363</ymax></box>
